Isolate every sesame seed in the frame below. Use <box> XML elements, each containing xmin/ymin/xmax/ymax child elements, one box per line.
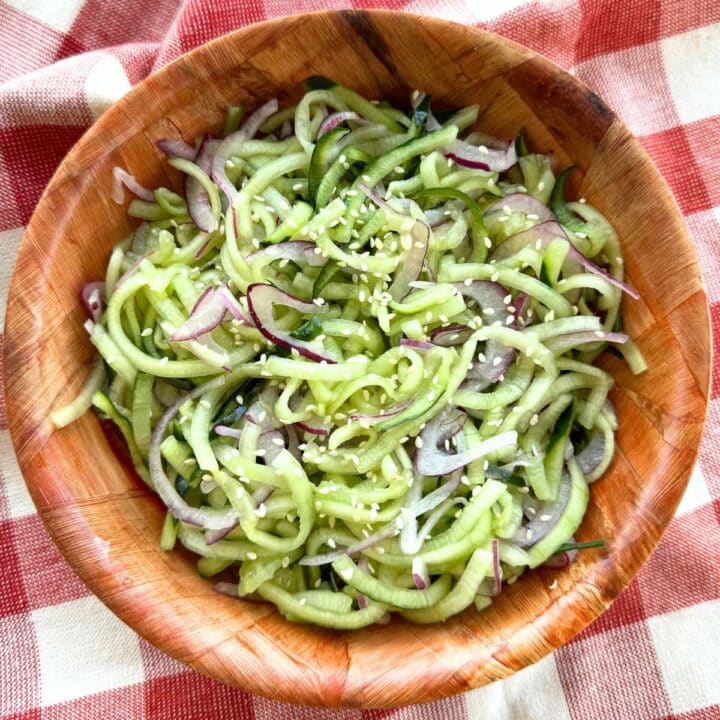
<box><xmin>549</xmin><ymin>579</ymin><xmax>558</xmax><ymax>590</ymax></box>
<box><xmin>247</xmin><ymin>551</ymin><xmax>258</xmax><ymax>560</ymax></box>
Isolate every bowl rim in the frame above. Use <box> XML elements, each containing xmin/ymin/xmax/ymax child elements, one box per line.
<box><xmin>3</xmin><ymin>8</ymin><xmax>712</xmax><ymax>708</ymax></box>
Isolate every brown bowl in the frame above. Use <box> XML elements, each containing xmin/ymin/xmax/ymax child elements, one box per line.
<box><xmin>3</xmin><ymin>9</ymin><xmax>711</xmax><ymax>709</ymax></box>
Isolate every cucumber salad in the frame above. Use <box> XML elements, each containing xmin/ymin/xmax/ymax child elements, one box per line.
<box><xmin>53</xmin><ymin>79</ymin><xmax>646</xmax><ymax>628</ymax></box>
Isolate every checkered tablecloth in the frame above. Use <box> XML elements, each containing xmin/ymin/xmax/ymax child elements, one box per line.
<box><xmin>1</xmin><ymin>1</ymin><xmax>719</xmax><ymax>718</ymax></box>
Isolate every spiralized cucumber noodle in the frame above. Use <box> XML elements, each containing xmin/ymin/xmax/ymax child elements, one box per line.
<box><xmin>53</xmin><ymin>79</ymin><xmax>646</xmax><ymax>628</ymax></box>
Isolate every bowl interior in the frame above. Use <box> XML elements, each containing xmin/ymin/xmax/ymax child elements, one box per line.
<box><xmin>3</xmin><ymin>9</ymin><xmax>710</xmax><ymax>708</ymax></box>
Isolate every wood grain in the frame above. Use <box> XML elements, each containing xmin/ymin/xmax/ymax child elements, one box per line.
<box><xmin>3</xmin><ymin>10</ymin><xmax>711</xmax><ymax>708</ymax></box>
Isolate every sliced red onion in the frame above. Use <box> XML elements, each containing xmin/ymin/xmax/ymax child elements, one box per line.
<box><xmin>212</xmin><ymin>99</ymin><xmax>279</xmax><ymax>202</ymax></box>
<box><xmin>400</xmin><ymin>471</ymin><xmax>467</xmax><ymax>555</ymax></box>
<box><xmin>173</xmin><ymin>285</ymin><xmax>253</xmax><ymax>342</ymax></box>
<box><xmin>409</xmin><ymin>498</ymin><xmax>467</xmax><ymax>555</ymax></box>
<box><xmin>423</xmin><ymin>260</ymin><xmax>436</xmax><ymax>282</ymax></box>
<box><xmin>299</xmin><ymin>524</ymin><xmax>398</xmax><ymax>566</ymax></box>
<box><xmin>317</xmin><ymin>111</ymin><xmax>368</xmax><ymax>138</ymax></box>
<box><xmin>389</xmin><ymin>220</ymin><xmax>429</xmax><ymax>301</ymax></box>
<box><xmin>513</xmin><ymin>470</ymin><xmax>572</xmax><ymax>548</ymax></box>
<box><xmin>296</xmin><ymin>417</ymin><xmax>331</xmax><ymax>436</ymax></box>
<box><xmin>415</xmin><ymin>407</ymin><xmax>517</xmax><ymax>476</ymax></box>
<box><xmin>214</xmin><ymin>425</ymin><xmax>243</xmax><ymax>439</ymax></box>
<box><xmin>246</xmin><ymin>241</ymin><xmax>326</xmax><ymax>268</ymax></box>
<box><xmin>490</xmin><ymin>538</ymin><xmax>501</xmax><ymax>596</ymax></box>
<box><xmin>430</xmin><ymin>324</ymin><xmax>471</xmax><ymax>347</ymax></box>
<box><xmin>542</xmin><ymin>545</ymin><xmax>579</xmax><ymax>568</ymax></box>
<box><xmin>569</xmin><ymin>248</ymin><xmax>640</xmax><ymax>299</ymax></box>
<box><xmin>149</xmin><ymin>377</ymin><xmax>239</xmax><ymax>532</ymax></box>
<box><xmin>193</xmin><ymin>237</ymin><xmax>213</xmax><ymax>262</ymax></box>
<box><xmin>205</xmin><ymin>523</ymin><xmax>239</xmax><ymax>545</ymax></box>
<box><xmin>170</xmin><ymin>290</ymin><xmax>226</xmax><ymax>342</ymax></box>
<box><xmin>405</xmin><ymin>497</ymin><xmax>467</xmax><ymax>556</ymax></box>
<box><xmin>484</xmin><ymin>193</ymin><xmax>553</xmax><ymax>223</ymax></box>
<box><xmin>453</xmin><ymin>280</ymin><xmax>516</xmax><ymax>392</ymax></box>
<box><xmin>454</xmin><ymin>279</ymin><xmax>508</xmax><ymax>319</ymax></box>
<box><xmin>214</xmin><ymin>581</ymin><xmax>240</xmax><ymax>597</ymax></box>
<box><xmin>190</xmin><ymin>286</ymin><xmax>214</xmax><ymax>315</ymax></box>
<box><xmin>114</xmin><ymin>252</ymin><xmax>149</xmax><ymax>289</ymax></box>
<box><xmin>111</xmin><ymin>167</ymin><xmax>154</xmax><ymax>204</ymax></box>
<box><xmin>491</xmin><ymin>220</ymin><xmax>639</xmax><ymax>299</ymax></box>
<box><xmin>279</xmin><ymin>120</ymin><xmax>293</xmax><ymax>139</ymax></box>
<box><xmin>246</xmin><ymin>283</ymin><xmax>334</xmax><ymax>363</ymax></box>
<box><xmin>215</xmin><ymin>286</ymin><xmax>254</xmax><ymax>325</ymax></box>
<box><xmin>357</xmin><ymin>593</ymin><xmax>368</xmax><ymax>609</ymax></box>
<box><xmin>157</xmin><ymin>138</ymin><xmax>196</xmax><ymax>161</ymax></box>
<box><xmin>400</xmin><ymin>470</ymin><xmax>462</xmax><ymax>544</ymax></box>
<box><xmin>485</xmin><ymin>455</ymin><xmax>533</xmax><ymax>480</ymax></box>
<box><xmin>513</xmin><ymin>292</ymin><xmax>530</xmax><ymax>326</ymax></box>
<box><xmin>576</xmin><ymin>432</ymin><xmax>605</xmax><ymax>475</ymax></box>
<box><xmin>445</xmin><ymin>137</ymin><xmax>517</xmax><ymax>172</ymax></box>
<box><xmin>186</xmin><ymin>136</ymin><xmax>220</xmax><ymax>232</ymax></box>
<box><xmin>412</xmin><ymin>557</ymin><xmax>429</xmax><ymax>590</ymax></box>
<box><xmin>358</xmin><ymin>182</ymin><xmax>429</xmax><ymax>301</ymax></box>
<box><xmin>350</xmin><ymin>397</ymin><xmax>412</xmax><ymax>423</ymax></box>
<box><xmin>490</xmin><ymin>220</ymin><xmax>566</xmax><ymax>262</ymax></box>
<box><xmin>252</xmin><ymin>484</ymin><xmax>276</xmax><ymax>507</ymax></box>
<box><xmin>242</xmin><ymin>98</ymin><xmax>279</xmax><ymax>139</ymax></box>
<box><xmin>400</xmin><ymin>338</ymin><xmax>433</xmax><ymax>350</ymax></box>
<box><xmin>80</xmin><ymin>281</ymin><xmax>105</xmax><ymax>322</ymax></box>
<box><xmin>358</xmin><ymin>181</ymin><xmax>388</xmax><ymax>211</ymax></box>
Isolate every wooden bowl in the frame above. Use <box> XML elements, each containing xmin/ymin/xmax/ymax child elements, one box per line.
<box><xmin>3</xmin><ymin>10</ymin><xmax>711</xmax><ymax>709</ymax></box>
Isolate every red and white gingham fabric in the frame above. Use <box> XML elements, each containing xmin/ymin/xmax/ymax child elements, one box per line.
<box><xmin>1</xmin><ymin>1</ymin><xmax>719</xmax><ymax>718</ymax></box>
